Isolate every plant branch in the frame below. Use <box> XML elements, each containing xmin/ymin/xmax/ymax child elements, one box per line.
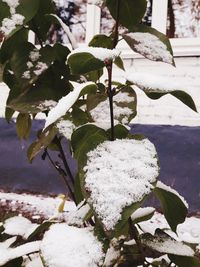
<box><xmin>45</xmin><ymin>149</ymin><xmax>76</xmax><ymax>202</ymax></box>
<box><xmin>113</xmin><ymin>0</ymin><xmax>121</xmax><ymax>48</ymax></box>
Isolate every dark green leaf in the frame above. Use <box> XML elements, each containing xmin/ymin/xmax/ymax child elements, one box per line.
<box><xmin>84</xmin><ymin>69</ymin><xmax>104</xmax><ymax>82</ymax></box>
<box><xmin>106</xmin><ymin>0</ymin><xmax>147</xmax><ymax>30</ymax></box>
<box><xmin>89</xmin><ymin>34</ymin><xmax>113</xmax><ymax>49</ymax></box>
<box><xmin>68</xmin><ymin>52</ymin><xmax>105</xmax><ymax>75</ymax></box>
<box><xmin>2</xmin><ymin>257</ymin><xmax>23</xmax><ymax>267</ymax></box>
<box><xmin>107</xmin><ymin>124</ymin><xmax>129</xmax><ymax>139</ymax></box>
<box><xmin>27</xmin><ymin>125</ymin><xmax>57</xmax><ymax>162</ymax></box>
<box><xmin>169</xmin><ymin>255</ymin><xmax>200</xmax><ymax>267</ymax></box>
<box><xmin>16</xmin><ymin>113</ymin><xmax>32</xmax><ymax>140</ymax></box>
<box><xmin>154</xmin><ymin>182</ymin><xmax>188</xmax><ymax>232</ymax></box>
<box><xmin>27</xmin><ymin>221</ymin><xmax>52</xmax><ymax>241</ymax></box>
<box><xmin>131</xmin><ymin>207</ymin><xmax>155</xmax><ymax>224</ymax></box>
<box><xmin>114</xmin><ymin>56</ymin><xmax>125</xmax><ymax>70</ymax></box>
<box><xmin>74</xmin><ymin>173</ymin><xmax>84</xmax><ymax>204</ymax></box>
<box><xmin>123</xmin><ymin>24</ymin><xmax>175</xmax><ymax>65</ymax></box>
<box><xmin>71</xmin><ymin>124</ymin><xmax>108</xmax><ymax>169</ymax></box>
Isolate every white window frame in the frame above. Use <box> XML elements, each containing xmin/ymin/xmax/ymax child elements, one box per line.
<box><xmin>85</xmin><ymin>1</ymin><xmax>200</xmax><ymax>58</ymax></box>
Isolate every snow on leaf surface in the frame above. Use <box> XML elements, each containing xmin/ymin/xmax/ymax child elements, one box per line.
<box><xmin>131</xmin><ymin>207</ymin><xmax>155</xmax><ymax>222</ymax></box>
<box><xmin>156</xmin><ymin>181</ymin><xmax>188</xmax><ymax>208</ymax></box>
<box><xmin>0</xmin><ymin>240</ymin><xmax>41</xmax><ymax>266</ymax></box>
<box><xmin>141</xmin><ymin>230</ymin><xmax>194</xmax><ymax>257</ymax></box>
<box><xmin>3</xmin><ymin>216</ymin><xmax>38</xmax><ymax>239</ymax></box>
<box><xmin>126</xmin><ymin>72</ymin><xmax>185</xmax><ymax>93</ymax></box>
<box><xmin>45</xmin><ymin>82</ymin><xmax>94</xmax><ymax>128</ymax></box>
<box><xmin>67</xmin><ymin>47</ymin><xmax>120</xmax><ymax>62</ymax></box>
<box><xmin>84</xmin><ymin>138</ymin><xmax>159</xmax><ymax>231</ymax></box>
<box><xmin>124</xmin><ymin>32</ymin><xmax>173</xmax><ymax>64</ymax></box>
<box><xmin>41</xmin><ymin>224</ymin><xmax>105</xmax><ymax>267</ymax></box>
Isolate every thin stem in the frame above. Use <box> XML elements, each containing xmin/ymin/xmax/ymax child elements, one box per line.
<box><xmin>55</xmin><ymin>136</ymin><xmax>75</xmax><ymax>186</ymax></box>
<box><xmin>113</xmin><ymin>0</ymin><xmax>121</xmax><ymax>48</ymax></box>
<box><xmin>46</xmin><ymin>149</ymin><xmax>76</xmax><ymax>203</ymax></box>
<box><xmin>107</xmin><ymin>63</ymin><xmax>115</xmax><ymax>141</ymax></box>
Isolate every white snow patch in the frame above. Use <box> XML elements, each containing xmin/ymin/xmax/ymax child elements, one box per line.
<box><xmin>45</xmin><ymin>82</ymin><xmax>94</xmax><ymax>128</ymax></box>
<box><xmin>56</xmin><ymin>119</ymin><xmax>75</xmax><ymax>140</ymax></box>
<box><xmin>67</xmin><ymin>47</ymin><xmax>120</xmax><ymax>62</ymax></box>
<box><xmin>84</xmin><ymin>138</ymin><xmax>159</xmax><ymax>230</ymax></box>
<box><xmin>33</xmin><ymin>62</ymin><xmax>48</xmax><ymax>76</ymax></box>
<box><xmin>41</xmin><ymin>224</ymin><xmax>105</xmax><ymax>267</ymax></box>
<box><xmin>156</xmin><ymin>181</ymin><xmax>189</xmax><ymax>208</ymax></box>
<box><xmin>126</xmin><ymin>72</ymin><xmax>186</xmax><ymax>93</ymax></box>
<box><xmin>87</xmin><ymin>0</ymin><xmax>104</xmax><ymax>7</ymax></box>
<box><xmin>131</xmin><ymin>207</ymin><xmax>155</xmax><ymax>222</ymax></box>
<box><xmin>3</xmin><ymin>216</ymin><xmax>38</xmax><ymax>239</ymax></box>
<box><xmin>66</xmin><ymin>203</ymin><xmax>91</xmax><ymax>227</ymax></box>
<box><xmin>0</xmin><ymin>241</ymin><xmax>41</xmax><ymax>266</ymax></box>
<box><xmin>22</xmin><ymin>70</ymin><xmax>31</xmax><ymax>79</ymax></box>
<box><xmin>29</xmin><ymin>50</ymin><xmax>40</xmax><ymax>62</ymax></box>
<box><xmin>125</xmin><ymin>32</ymin><xmax>173</xmax><ymax>64</ymax></box>
<box><xmin>36</xmin><ymin>100</ymin><xmax>57</xmax><ymax>111</ymax></box>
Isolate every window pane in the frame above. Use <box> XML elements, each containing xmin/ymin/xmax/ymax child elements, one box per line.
<box><xmin>100</xmin><ymin>0</ymin><xmax>153</xmax><ymax>34</ymax></box>
<box><xmin>167</xmin><ymin>0</ymin><xmax>200</xmax><ymax>38</ymax></box>
<box><xmin>49</xmin><ymin>0</ymin><xmax>87</xmax><ymax>44</ymax></box>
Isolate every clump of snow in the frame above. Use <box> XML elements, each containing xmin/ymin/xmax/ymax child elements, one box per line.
<box><xmin>36</xmin><ymin>100</ymin><xmax>57</xmax><ymax>111</ymax></box>
<box><xmin>1</xmin><ymin>0</ymin><xmax>24</xmax><ymax>35</ymax></box>
<box><xmin>23</xmin><ymin>254</ymin><xmax>43</xmax><ymax>267</ymax></box>
<box><xmin>84</xmin><ymin>138</ymin><xmax>159</xmax><ymax>231</ymax></box>
<box><xmin>87</xmin><ymin>0</ymin><xmax>104</xmax><ymax>7</ymax></box>
<box><xmin>0</xmin><ymin>240</ymin><xmax>41</xmax><ymax>266</ymax></box>
<box><xmin>89</xmin><ymin>91</ymin><xmax>134</xmax><ymax>130</ymax></box>
<box><xmin>3</xmin><ymin>216</ymin><xmax>38</xmax><ymax>239</ymax></box>
<box><xmin>66</xmin><ymin>202</ymin><xmax>91</xmax><ymax>227</ymax></box>
<box><xmin>56</xmin><ymin>119</ymin><xmax>75</xmax><ymax>140</ymax></box>
<box><xmin>41</xmin><ymin>224</ymin><xmax>105</xmax><ymax>267</ymax></box>
<box><xmin>141</xmin><ymin>231</ymin><xmax>194</xmax><ymax>257</ymax></box>
<box><xmin>124</xmin><ymin>32</ymin><xmax>173</xmax><ymax>64</ymax></box>
<box><xmin>29</xmin><ymin>50</ymin><xmax>40</xmax><ymax>62</ymax></box>
<box><xmin>131</xmin><ymin>207</ymin><xmax>155</xmax><ymax>222</ymax></box>
<box><xmin>156</xmin><ymin>181</ymin><xmax>188</xmax><ymax>208</ymax></box>
<box><xmin>126</xmin><ymin>72</ymin><xmax>186</xmax><ymax>93</ymax></box>
<box><xmin>45</xmin><ymin>82</ymin><xmax>94</xmax><ymax>128</ymax></box>
<box><xmin>22</xmin><ymin>70</ymin><xmax>31</xmax><ymax>79</ymax></box>
<box><xmin>33</xmin><ymin>62</ymin><xmax>48</xmax><ymax>76</ymax></box>
<box><xmin>67</xmin><ymin>47</ymin><xmax>120</xmax><ymax>62</ymax></box>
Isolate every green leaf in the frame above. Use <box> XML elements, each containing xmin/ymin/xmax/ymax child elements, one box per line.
<box><xmin>123</xmin><ymin>24</ymin><xmax>175</xmax><ymax>66</ymax></box>
<box><xmin>16</xmin><ymin>113</ymin><xmax>32</xmax><ymax>140</ymax></box>
<box><xmin>0</xmin><ymin>63</ymin><xmax>3</xmax><ymax>82</ymax></box>
<box><xmin>169</xmin><ymin>255</ymin><xmax>200</xmax><ymax>267</ymax></box>
<box><xmin>27</xmin><ymin>221</ymin><xmax>52</xmax><ymax>241</ymax></box>
<box><xmin>170</xmin><ymin>91</ymin><xmax>197</xmax><ymax>112</ymax></box>
<box><xmin>2</xmin><ymin>257</ymin><xmax>23</xmax><ymax>267</ymax></box>
<box><xmin>114</xmin><ymin>56</ymin><xmax>125</xmax><ymax>70</ymax></box>
<box><xmin>154</xmin><ymin>182</ymin><xmax>188</xmax><ymax>232</ymax></box>
<box><xmin>68</xmin><ymin>52</ymin><xmax>105</xmax><ymax>75</ymax></box>
<box><xmin>89</xmin><ymin>34</ymin><xmax>113</xmax><ymax>49</ymax></box>
<box><xmin>74</xmin><ymin>173</ymin><xmax>84</xmax><ymax>204</ymax></box>
<box><xmin>131</xmin><ymin>207</ymin><xmax>155</xmax><ymax>224</ymax></box>
<box><xmin>107</xmin><ymin>124</ymin><xmax>129</xmax><ymax>139</ymax></box>
<box><xmin>106</xmin><ymin>0</ymin><xmax>147</xmax><ymax>30</ymax></box>
<box><xmin>27</xmin><ymin>125</ymin><xmax>57</xmax><ymax>162</ymax></box>
<box><xmin>141</xmin><ymin>229</ymin><xmax>194</xmax><ymax>256</ymax></box>
<box><xmin>71</xmin><ymin>124</ymin><xmax>108</xmax><ymax>169</ymax></box>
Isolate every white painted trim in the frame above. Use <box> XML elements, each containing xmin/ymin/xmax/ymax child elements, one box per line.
<box><xmin>151</xmin><ymin>0</ymin><xmax>168</xmax><ymax>34</ymax></box>
<box><xmin>85</xmin><ymin>4</ymin><xmax>101</xmax><ymax>44</ymax></box>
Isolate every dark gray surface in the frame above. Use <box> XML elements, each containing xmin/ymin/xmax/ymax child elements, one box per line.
<box><xmin>0</xmin><ymin>119</ymin><xmax>199</xmax><ymax>212</ymax></box>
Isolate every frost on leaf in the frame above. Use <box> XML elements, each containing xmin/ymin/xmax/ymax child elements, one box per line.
<box><xmin>67</xmin><ymin>47</ymin><xmax>120</xmax><ymax>62</ymax></box>
<box><xmin>123</xmin><ymin>32</ymin><xmax>173</xmax><ymax>65</ymax></box>
<box><xmin>141</xmin><ymin>229</ymin><xmax>194</xmax><ymax>257</ymax></box>
<box><xmin>45</xmin><ymin>82</ymin><xmax>95</xmax><ymax>128</ymax></box>
<box><xmin>84</xmin><ymin>138</ymin><xmax>159</xmax><ymax>231</ymax></box>
<box><xmin>88</xmin><ymin>90</ymin><xmax>136</xmax><ymax>130</ymax></box>
<box><xmin>41</xmin><ymin>224</ymin><xmax>105</xmax><ymax>267</ymax></box>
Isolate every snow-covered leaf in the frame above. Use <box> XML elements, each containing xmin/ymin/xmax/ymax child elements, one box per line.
<box><xmin>66</xmin><ymin>202</ymin><xmax>92</xmax><ymax>227</ymax></box>
<box><xmin>154</xmin><ymin>181</ymin><xmax>188</xmax><ymax>232</ymax></box>
<box><xmin>89</xmin><ymin>34</ymin><xmax>113</xmax><ymax>49</ymax></box>
<box><xmin>41</xmin><ymin>224</ymin><xmax>105</xmax><ymax>267</ymax></box>
<box><xmin>106</xmin><ymin>0</ymin><xmax>147</xmax><ymax>30</ymax></box>
<box><xmin>103</xmin><ymin>238</ymin><xmax>122</xmax><ymax>267</ymax></box>
<box><xmin>44</xmin><ymin>82</ymin><xmax>97</xmax><ymax>129</ymax></box>
<box><xmin>83</xmin><ymin>137</ymin><xmax>159</xmax><ymax>233</ymax></box>
<box><xmin>169</xmin><ymin>255</ymin><xmax>200</xmax><ymax>267</ymax></box>
<box><xmin>126</xmin><ymin>72</ymin><xmax>197</xmax><ymax>112</ymax></box>
<box><xmin>131</xmin><ymin>207</ymin><xmax>155</xmax><ymax>224</ymax></box>
<box><xmin>123</xmin><ymin>25</ymin><xmax>174</xmax><ymax>65</ymax></box>
<box><xmin>67</xmin><ymin>47</ymin><xmax>120</xmax><ymax>75</ymax></box>
<box><xmin>87</xmin><ymin>87</ymin><xmax>137</xmax><ymax>130</ymax></box>
<box><xmin>3</xmin><ymin>216</ymin><xmax>38</xmax><ymax>240</ymax></box>
<box><xmin>71</xmin><ymin>124</ymin><xmax>108</xmax><ymax>169</ymax></box>
<box><xmin>141</xmin><ymin>229</ymin><xmax>194</xmax><ymax>257</ymax></box>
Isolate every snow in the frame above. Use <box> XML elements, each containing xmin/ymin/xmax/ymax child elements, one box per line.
<box><xmin>131</xmin><ymin>207</ymin><xmax>155</xmax><ymax>222</ymax></box>
<box><xmin>126</xmin><ymin>72</ymin><xmax>186</xmax><ymax>93</ymax></box>
<box><xmin>141</xmin><ymin>231</ymin><xmax>194</xmax><ymax>257</ymax></box>
<box><xmin>67</xmin><ymin>47</ymin><xmax>120</xmax><ymax>62</ymax></box>
<box><xmin>87</xmin><ymin>0</ymin><xmax>104</xmax><ymax>7</ymax></box>
<box><xmin>45</xmin><ymin>82</ymin><xmax>94</xmax><ymax>128</ymax></box>
<box><xmin>41</xmin><ymin>224</ymin><xmax>105</xmax><ymax>267</ymax></box>
<box><xmin>36</xmin><ymin>100</ymin><xmax>57</xmax><ymax>111</ymax></box>
<box><xmin>124</xmin><ymin>32</ymin><xmax>173</xmax><ymax>64</ymax></box>
<box><xmin>84</xmin><ymin>138</ymin><xmax>159</xmax><ymax>231</ymax></box>
<box><xmin>29</xmin><ymin>50</ymin><xmax>40</xmax><ymax>62</ymax></box>
<box><xmin>33</xmin><ymin>62</ymin><xmax>48</xmax><ymax>76</ymax></box>
<box><xmin>66</xmin><ymin>202</ymin><xmax>91</xmax><ymax>227</ymax></box>
<box><xmin>56</xmin><ymin>119</ymin><xmax>75</xmax><ymax>140</ymax></box>
<box><xmin>0</xmin><ymin>240</ymin><xmax>41</xmax><ymax>266</ymax></box>
<box><xmin>22</xmin><ymin>70</ymin><xmax>31</xmax><ymax>79</ymax></box>
<box><xmin>90</xmin><ymin>92</ymin><xmax>134</xmax><ymax>129</ymax></box>
<box><xmin>1</xmin><ymin>0</ymin><xmax>24</xmax><ymax>35</ymax></box>
<box><xmin>156</xmin><ymin>181</ymin><xmax>189</xmax><ymax>208</ymax></box>
<box><xmin>3</xmin><ymin>216</ymin><xmax>38</xmax><ymax>239</ymax></box>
